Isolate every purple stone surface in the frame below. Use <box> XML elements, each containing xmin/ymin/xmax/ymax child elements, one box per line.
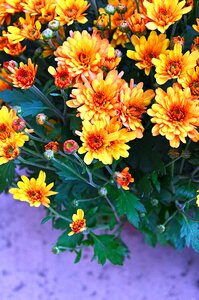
<box><xmin>0</xmin><ymin>193</ymin><xmax>199</xmax><ymax>300</ymax></box>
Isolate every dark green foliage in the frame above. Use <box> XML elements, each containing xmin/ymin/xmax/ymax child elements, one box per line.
<box><xmin>0</xmin><ymin>161</ymin><xmax>15</xmax><ymax>193</ymax></box>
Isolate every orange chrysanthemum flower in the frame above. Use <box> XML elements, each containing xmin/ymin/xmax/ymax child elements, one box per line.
<box><xmin>115</xmin><ymin>167</ymin><xmax>134</xmax><ymax>190</ymax></box>
<box><xmin>9</xmin><ymin>170</ymin><xmax>58</xmax><ymax>207</ymax></box>
<box><xmin>55</xmin><ymin>0</ymin><xmax>90</xmax><ymax>26</ymax></box>
<box><xmin>45</xmin><ymin>141</ymin><xmax>59</xmax><ymax>153</ymax></box>
<box><xmin>48</xmin><ymin>65</ymin><xmax>72</xmax><ymax>89</ymax></box>
<box><xmin>101</xmin><ymin>47</ymin><xmax>122</xmax><ymax>72</ymax></box>
<box><xmin>0</xmin><ymin>106</ymin><xmax>29</xmax><ymax>145</ymax></box>
<box><xmin>147</xmin><ymin>84</ymin><xmax>199</xmax><ymax>148</ymax></box>
<box><xmin>6</xmin><ymin>14</ymin><xmax>41</xmax><ymax>44</ymax></box>
<box><xmin>111</xmin><ymin>28</ymin><xmax>129</xmax><ymax>48</ymax></box>
<box><xmin>67</xmin><ymin>70</ymin><xmax>125</xmax><ymax>121</ymax></box>
<box><xmin>68</xmin><ymin>209</ymin><xmax>86</xmax><ymax>236</ymax></box>
<box><xmin>143</xmin><ymin>0</ymin><xmax>192</xmax><ymax>33</ymax></box>
<box><xmin>119</xmin><ymin>80</ymin><xmax>155</xmax><ymax>138</ymax></box>
<box><xmin>172</xmin><ymin>36</ymin><xmax>184</xmax><ymax>46</ymax></box>
<box><xmin>0</xmin><ymin>0</ymin><xmax>23</xmax><ymax>25</ymax></box>
<box><xmin>127</xmin><ymin>11</ymin><xmax>147</xmax><ymax>34</ymax></box>
<box><xmin>179</xmin><ymin>67</ymin><xmax>199</xmax><ymax>97</ymax></box>
<box><xmin>193</xmin><ymin>18</ymin><xmax>199</xmax><ymax>33</ymax></box>
<box><xmin>0</xmin><ymin>34</ymin><xmax>8</xmax><ymax>51</ymax></box>
<box><xmin>191</xmin><ymin>37</ymin><xmax>199</xmax><ymax>52</ymax></box>
<box><xmin>8</xmin><ymin>58</ymin><xmax>38</xmax><ymax>89</ymax></box>
<box><xmin>127</xmin><ymin>31</ymin><xmax>169</xmax><ymax>75</ymax></box>
<box><xmin>21</xmin><ymin>0</ymin><xmax>56</xmax><ymax>23</ymax></box>
<box><xmin>152</xmin><ymin>44</ymin><xmax>199</xmax><ymax>85</ymax></box>
<box><xmin>0</xmin><ymin>138</ymin><xmax>20</xmax><ymax>165</ymax></box>
<box><xmin>0</xmin><ymin>68</ymin><xmax>12</xmax><ymax>92</ymax></box>
<box><xmin>54</xmin><ymin>30</ymin><xmax>110</xmax><ymax>81</ymax></box>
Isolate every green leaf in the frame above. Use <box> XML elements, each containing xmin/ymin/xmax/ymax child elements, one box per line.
<box><xmin>56</xmin><ymin>231</ymin><xmax>83</xmax><ymax>250</ymax></box>
<box><xmin>52</xmin><ymin>158</ymin><xmax>85</xmax><ymax>182</ymax></box>
<box><xmin>91</xmin><ymin>233</ymin><xmax>128</xmax><ymax>265</ymax></box>
<box><xmin>0</xmin><ymin>89</ymin><xmax>48</xmax><ymax>117</ymax></box>
<box><xmin>0</xmin><ymin>161</ymin><xmax>15</xmax><ymax>192</ymax></box>
<box><xmin>180</xmin><ymin>215</ymin><xmax>199</xmax><ymax>252</ymax></box>
<box><xmin>74</xmin><ymin>249</ymin><xmax>82</xmax><ymax>263</ymax></box>
<box><xmin>41</xmin><ymin>215</ymin><xmax>53</xmax><ymax>224</ymax></box>
<box><xmin>137</xmin><ymin>175</ymin><xmax>153</xmax><ymax>195</ymax></box>
<box><xmin>115</xmin><ymin>189</ymin><xmax>145</xmax><ymax>228</ymax></box>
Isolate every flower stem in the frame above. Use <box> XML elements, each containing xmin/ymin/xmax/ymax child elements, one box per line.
<box><xmin>104</xmin><ymin>195</ymin><xmax>120</xmax><ymax>222</ymax></box>
<box><xmin>22</xmin><ymin>146</ymin><xmax>44</xmax><ymax>159</ymax></box>
<box><xmin>90</xmin><ymin>0</ymin><xmax>98</xmax><ymax>18</ymax></box>
<box><xmin>18</xmin><ymin>156</ymin><xmax>55</xmax><ymax>171</ymax></box>
<box><xmin>48</xmin><ymin>206</ymin><xmax>71</xmax><ymax>222</ymax></box>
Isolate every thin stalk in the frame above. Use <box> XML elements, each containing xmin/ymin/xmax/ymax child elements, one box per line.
<box><xmin>78</xmin><ymin>196</ymin><xmax>102</xmax><ymax>202</ymax></box>
<box><xmin>170</xmin><ymin>21</ymin><xmax>178</xmax><ymax>40</ymax></box>
<box><xmin>22</xmin><ymin>146</ymin><xmax>44</xmax><ymax>159</ymax></box>
<box><xmin>48</xmin><ymin>206</ymin><xmax>71</xmax><ymax>222</ymax></box>
<box><xmin>30</xmin><ymin>85</ymin><xmax>64</xmax><ymax>122</ymax></box>
<box><xmin>163</xmin><ymin>210</ymin><xmax>178</xmax><ymax>226</ymax></box>
<box><xmin>105</xmin><ymin>165</ymin><xmax>113</xmax><ymax>175</ymax></box>
<box><xmin>165</xmin><ymin>155</ymin><xmax>182</xmax><ymax>168</ymax></box>
<box><xmin>179</xmin><ymin>140</ymin><xmax>191</xmax><ymax>175</ymax></box>
<box><xmin>90</xmin><ymin>0</ymin><xmax>98</xmax><ymax>18</ymax></box>
<box><xmin>104</xmin><ymin>195</ymin><xmax>120</xmax><ymax>222</ymax></box>
<box><xmin>60</xmin><ymin>89</ymin><xmax>68</xmax><ymax>119</ymax></box>
<box><xmin>18</xmin><ymin>156</ymin><xmax>56</xmax><ymax>171</ymax></box>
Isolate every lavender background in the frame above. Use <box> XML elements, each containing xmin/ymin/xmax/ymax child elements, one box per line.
<box><xmin>0</xmin><ymin>192</ymin><xmax>199</xmax><ymax>300</ymax></box>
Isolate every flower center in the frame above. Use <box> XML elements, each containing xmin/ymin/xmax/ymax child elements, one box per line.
<box><xmin>167</xmin><ymin>61</ymin><xmax>182</xmax><ymax>76</ymax></box>
<box><xmin>190</xmin><ymin>81</ymin><xmax>199</xmax><ymax>96</ymax></box>
<box><xmin>169</xmin><ymin>107</ymin><xmax>185</xmax><ymax>122</ymax></box>
<box><xmin>66</xmin><ymin>7</ymin><xmax>77</xmax><ymax>17</ymax></box>
<box><xmin>0</xmin><ymin>123</ymin><xmax>11</xmax><ymax>140</ymax></box>
<box><xmin>88</xmin><ymin>134</ymin><xmax>104</xmax><ymax>150</ymax></box>
<box><xmin>78</xmin><ymin>52</ymin><xmax>90</xmax><ymax>66</ymax></box>
<box><xmin>71</xmin><ymin>219</ymin><xmax>85</xmax><ymax>233</ymax></box>
<box><xmin>4</xmin><ymin>144</ymin><xmax>19</xmax><ymax>159</ymax></box>
<box><xmin>145</xmin><ymin>51</ymin><xmax>157</xmax><ymax>67</ymax></box>
<box><xmin>27</xmin><ymin>189</ymin><xmax>43</xmax><ymax>202</ymax></box>
<box><xmin>157</xmin><ymin>7</ymin><xmax>172</xmax><ymax>25</ymax></box>
<box><xmin>127</xmin><ymin>105</ymin><xmax>145</xmax><ymax>118</ymax></box>
<box><xmin>93</xmin><ymin>91</ymin><xmax>106</xmax><ymax>106</ymax></box>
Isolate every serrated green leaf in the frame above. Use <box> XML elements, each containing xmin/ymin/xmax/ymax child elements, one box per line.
<box><xmin>52</xmin><ymin>158</ymin><xmax>85</xmax><ymax>182</ymax></box>
<box><xmin>56</xmin><ymin>230</ymin><xmax>83</xmax><ymax>249</ymax></box>
<box><xmin>0</xmin><ymin>161</ymin><xmax>15</xmax><ymax>192</ymax></box>
<box><xmin>91</xmin><ymin>233</ymin><xmax>128</xmax><ymax>265</ymax></box>
<box><xmin>0</xmin><ymin>89</ymin><xmax>48</xmax><ymax>116</ymax></box>
<box><xmin>116</xmin><ymin>189</ymin><xmax>145</xmax><ymax>228</ymax></box>
<box><xmin>180</xmin><ymin>215</ymin><xmax>199</xmax><ymax>252</ymax></box>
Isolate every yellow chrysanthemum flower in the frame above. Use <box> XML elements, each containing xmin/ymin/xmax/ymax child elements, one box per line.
<box><xmin>55</xmin><ymin>0</ymin><xmax>90</xmax><ymax>26</ymax></box>
<box><xmin>9</xmin><ymin>171</ymin><xmax>58</xmax><ymax>207</ymax></box>
<box><xmin>152</xmin><ymin>44</ymin><xmax>199</xmax><ymax>85</ymax></box>
<box><xmin>6</xmin><ymin>14</ymin><xmax>41</xmax><ymax>44</ymax></box>
<box><xmin>67</xmin><ymin>70</ymin><xmax>125</xmax><ymax>121</ymax></box>
<box><xmin>143</xmin><ymin>0</ymin><xmax>192</xmax><ymax>33</ymax></box>
<box><xmin>180</xmin><ymin>67</ymin><xmax>199</xmax><ymax>97</ymax></box>
<box><xmin>127</xmin><ymin>31</ymin><xmax>169</xmax><ymax>75</ymax></box>
<box><xmin>0</xmin><ymin>138</ymin><xmax>20</xmax><ymax>165</ymax></box>
<box><xmin>0</xmin><ymin>106</ymin><xmax>29</xmax><ymax>146</ymax></box>
<box><xmin>147</xmin><ymin>84</ymin><xmax>199</xmax><ymax>148</ymax></box>
<box><xmin>21</xmin><ymin>0</ymin><xmax>57</xmax><ymax>23</ymax></box>
<box><xmin>54</xmin><ymin>30</ymin><xmax>110</xmax><ymax>81</ymax></box>
<box><xmin>196</xmin><ymin>191</ymin><xmax>199</xmax><ymax>207</ymax></box>
<box><xmin>193</xmin><ymin>18</ymin><xmax>199</xmax><ymax>33</ymax></box>
<box><xmin>119</xmin><ymin>80</ymin><xmax>155</xmax><ymax>138</ymax></box>
<box><xmin>68</xmin><ymin>209</ymin><xmax>86</xmax><ymax>236</ymax></box>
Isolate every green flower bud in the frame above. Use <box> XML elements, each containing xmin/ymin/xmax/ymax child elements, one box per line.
<box><xmin>36</xmin><ymin>113</ymin><xmax>48</xmax><ymax>125</ymax></box>
<box><xmin>98</xmin><ymin>187</ymin><xmax>108</xmax><ymax>197</ymax></box>
<box><xmin>72</xmin><ymin>199</ymin><xmax>79</xmax><ymax>207</ymax></box>
<box><xmin>119</xmin><ymin>20</ymin><xmax>129</xmax><ymax>32</ymax></box>
<box><xmin>151</xmin><ymin>199</ymin><xmax>159</xmax><ymax>206</ymax></box>
<box><xmin>42</xmin><ymin>28</ymin><xmax>55</xmax><ymax>40</ymax></box>
<box><xmin>12</xmin><ymin>106</ymin><xmax>22</xmax><ymax>114</ymax></box>
<box><xmin>181</xmin><ymin>150</ymin><xmax>191</xmax><ymax>159</ymax></box>
<box><xmin>105</xmin><ymin>4</ymin><xmax>116</xmax><ymax>15</ymax></box>
<box><xmin>48</xmin><ymin>20</ymin><xmax>60</xmax><ymax>31</ymax></box>
<box><xmin>116</xmin><ymin>4</ymin><xmax>127</xmax><ymax>14</ymax></box>
<box><xmin>52</xmin><ymin>246</ymin><xmax>60</xmax><ymax>254</ymax></box>
<box><xmin>44</xmin><ymin>149</ymin><xmax>54</xmax><ymax>160</ymax></box>
<box><xmin>156</xmin><ymin>224</ymin><xmax>165</xmax><ymax>233</ymax></box>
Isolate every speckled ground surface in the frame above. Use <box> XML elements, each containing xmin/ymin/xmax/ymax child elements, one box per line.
<box><xmin>0</xmin><ymin>192</ymin><xmax>199</xmax><ymax>300</ymax></box>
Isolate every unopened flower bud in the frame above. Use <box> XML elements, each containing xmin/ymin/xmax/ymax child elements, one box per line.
<box><xmin>140</xmin><ymin>212</ymin><xmax>146</xmax><ymax>218</ymax></box>
<box><xmin>63</xmin><ymin>140</ymin><xmax>79</xmax><ymax>154</ymax></box>
<box><xmin>52</xmin><ymin>246</ymin><xmax>60</xmax><ymax>254</ymax></box>
<box><xmin>98</xmin><ymin>187</ymin><xmax>108</xmax><ymax>197</ymax></box>
<box><xmin>45</xmin><ymin>141</ymin><xmax>59</xmax><ymax>153</ymax></box>
<box><xmin>48</xmin><ymin>20</ymin><xmax>60</xmax><ymax>31</ymax></box>
<box><xmin>156</xmin><ymin>224</ymin><xmax>165</xmax><ymax>233</ymax></box>
<box><xmin>119</xmin><ymin>20</ymin><xmax>129</xmax><ymax>32</ymax></box>
<box><xmin>12</xmin><ymin>106</ymin><xmax>22</xmax><ymax>114</ymax></box>
<box><xmin>44</xmin><ymin>149</ymin><xmax>54</xmax><ymax>160</ymax></box>
<box><xmin>72</xmin><ymin>199</ymin><xmax>79</xmax><ymax>207</ymax></box>
<box><xmin>181</xmin><ymin>150</ymin><xmax>191</xmax><ymax>159</ymax></box>
<box><xmin>105</xmin><ymin>4</ymin><xmax>116</xmax><ymax>15</ymax></box>
<box><xmin>151</xmin><ymin>198</ymin><xmax>159</xmax><ymax>206</ymax></box>
<box><xmin>42</xmin><ymin>28</ymin><xmax>55</xmax><ymax>40</ymax></box>
<box><xmin>36</xmin><ymin>113</ymin><xmax>48</xmax><ymax>125</ymax></box>
<box><xmin>168</xmin><ymin>148</ymin><xmax>180</xmax><ymax>159</ymax></box>
<box><xmin>12</xmin><ymin>118</ymin><xmax>25</xmax><ymax>132</ymax></box>
<box><xmin>116</xmin><ymin>4</ymin><xmax>127</xmax><ymax>14</ymax></box>
<box><xmin>3</xmin><ymin>60</ymin><xmax>18</xmax><ymax>71</ymax></box>
<box><xmin>115</xmin><ymin>49</ymin><xmax>122</xmax><ymax>57</ymax></box>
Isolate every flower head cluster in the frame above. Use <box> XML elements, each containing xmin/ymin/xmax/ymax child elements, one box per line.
<box><xmin>9</xmin><ymin>170</ymin><xmax>57</xmax><ymax>207</ymax></box>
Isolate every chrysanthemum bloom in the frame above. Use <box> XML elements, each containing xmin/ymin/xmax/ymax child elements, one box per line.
<box><xmin>21</xmin><ymin>0</ymin><xmax>56</xmax><ymax>23</ymax></box>
<box><xmin>63</xmin><ymin>140</ymin><xmax>78</xmax><ymax>154</ymax></box>
<box><xmin>191</xmin><ymin>37</ymin><xmax>199</xmax><ymax>52</ymax></box>
<box><xmin>147</xmin><ymin>84</ymin><xmax>199</xmax><ymax>148</ymax></box>
<box><xmin>0</xmin><ymin>0</ymin><xmax>24</xmax><ymax>25</ymax></box>
<box><xmin>48</xmin><ymin>65</ymin><xmax>72</xmax><ymax>89</ymax></box>
<box><xmin>67</xmin><ymin>70</ymin><xmax>125</xmax><ymax>121</ymax></box>
<box><xmin>0</xmin><ymin>68</ymin><xmax>12</xmax><ymax>92</ymax></box>
<box><xmin>0</xmin><ymin>139</ymin><xmax>20</xmax><ymax>165</ymax></box>
<box><xmin>55</xmin><ymin>0</ymin><xmax>90</xmax><ymax>26</ymax></box>
<box><xmin>76</xmin><ymin>119</ymin><xmax>120</xmax><ymax>165</ymax></box>
<box><xmin>9</xmin><ymin>170</ymin><xmax>58</xmax><ymax>207</ymax></box>
<box><xmin>193</xmin><ymin>18</ymin><xmax>199</xmax><ymax>33</ymax></box>
<box><xmin>143</xmin><ymin>0</ymin><xmax>192</xmax><ymax>33</ymax></box>
<box><xmin>6</xmin><ymin>14</ymin><xmax>41</xmax><ymax>44</ymax></box>
<box><xmin>0</xmin><ymin>34</ymin><xmax>8</xmax><ymax>51</ymax></box>
<box><xmin>111</xmin><ymin>28</ymin><xmax>129</xmax><ymax>48</ymax></box>
<box><xmin>196</xmin><ymin>191</ymin><xmax>199</xmax><ymax>207</ymax></box>
<box><xmin>101</xmin><ymin>47</ymin><xmax>122</xmax><ymax>72</ymax></box>
<box><xmin>106</xmin><ymin>118</ymin><xmax>136</xmax><ymax>160</ymax></box>
<box><xmin>172</xmin><ymin>36</ymin><xmax>184</xmax><ymax>46</ymax></box>
<box><xmin>115</xmin><ymin>167</ymin><xmax>134</xmax><ymax>190</ymax></box>
<box><xmin>8</xmin><ymin>58</ymin><xmax>38</xmax><ymax>89</ymax></box>
<box><xmin>68</xmin><ymin>209</ymin><xmax>86</xmax><ymax>236</ymax></box>
<box><xmin>152</xmin><ymin>44</ymin><xmax>199</xmax><ymax>85</ymax></box>
<box><xmin>127</xmin><ymin>11</ymin><xmax>147</xmax><ymax>34</ymax></box>
<box><xmin>119</xmin><ymin>80</ymin><xmax>155</xmax><ymax>138</ymax></box>
<box><xmin>0</xmin><ymin>106</ymin><xmax>29</xmax><ymax>146</ymax></box>
<box><xmin>109</xmin><ymin>0</ymin><xmax>136</xmax><ymax>29</ymax></box>
<box><xmin>45</xmin><ymin>141</ymin><xmax>59</xmax><ymax>153</ymax></box>
<box><xmin>179</xmin><ymin>67</ymin><xmax>199</xmax><ymax>97</ymax></box>
<box><xmin>4</xmin><ymin>40</ymin><xmax>26</xmax><ymax>56</ymax></box>
<box><xmin>54</xmin><ymin>30</ymin><xmax>110</xmax><ymax>82</ymax></box>
<box><xmin>127</xmin><ymin>31</ymin><xmax>169</xmax><ymax>75</ymax></box>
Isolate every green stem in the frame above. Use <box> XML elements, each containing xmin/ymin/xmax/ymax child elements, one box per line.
<box><xmin>90</xmin><ymin>0</ymin><xmax>98</xmax><ymax>18</ymax></box>
<box><xmin>22</xmin><ymin>146</ymin><xmax>44</xmax><ymax>159</ymax></box>
<box><xmin>163</xmin><ymin>210</ymin><xmax>178</xmax><ymax>226</ymax></box>
<box><xmin>30</xmin><ymin>85</ymin><xmax>64</xmax><ymax>122</ymax></box>
<box><xmin>104</xmin><ymin>195</ymin><xmax>120</xmax><ymax>222</ymax></box>
<box><xmin>179</xmin><ymin>140</ymin><xmax>191</xmax><ymax>175</ymax></box>
<box><xmin>48</xmin><ymin>206</ymin><xmax>71</xmax><ymax>222</ymax></box>
<box><xmin>170</xmin><ymin>21</ymin><xmax>178</xmax><ymax>41</ymax></box>
<box><xmin>18</xmin><ymin>156</ymin><xmax>55</xmax><ymax>171</ymax></box>
<box><xmin>135</xmin><ymin>0</ymin><xmax>140</xmax><ymax>13</ymax></box>
<box><xmin>165</xmin><ymin>156</ymin><xmax>182</xmax><ymax>168</ymax></box>
<box><xmin>78</xmin><ymin>196</ymin><xmax>102</xmax><ymax>202</ymax></box>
